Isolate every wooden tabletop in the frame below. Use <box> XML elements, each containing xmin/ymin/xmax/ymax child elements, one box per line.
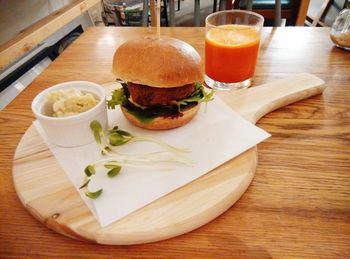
<box><xmin>1</xmin><ymin>27</ymin><xmax>349</xmax><ymax>257</ymax></box>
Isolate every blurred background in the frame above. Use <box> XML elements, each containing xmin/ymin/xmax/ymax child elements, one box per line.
<box><xmin>0</xmin><ymin>0</ymin><xmax>349</xmax><ymax>110</ymax></box>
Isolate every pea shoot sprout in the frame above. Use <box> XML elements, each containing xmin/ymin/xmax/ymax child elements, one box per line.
<box><xmin>90</xmin><ymin>120</ymin><xmax>192</xmax><ymax>165</ymax></box>
<box><xmin>80</xmin><ymin>120</ymin><xmax>193</xmax><ymax>199</ymax></box>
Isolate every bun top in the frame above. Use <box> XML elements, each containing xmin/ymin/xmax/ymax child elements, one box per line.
<box><xmin>112</xmin><ymin>37</ymin><xmax>202</xmax><ymax>88</ymax></box>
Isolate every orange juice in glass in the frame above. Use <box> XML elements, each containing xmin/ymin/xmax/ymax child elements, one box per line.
<box><xmin>205</xmin><ymin>10</ymin><xmax>264</xmax><ymax>90</ymax></box>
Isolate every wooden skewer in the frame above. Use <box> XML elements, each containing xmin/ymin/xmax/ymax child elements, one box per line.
<box><xmin>156</xmin><ymin>0</ymin><xmax>161</xmax><ymax>38</ymax></box>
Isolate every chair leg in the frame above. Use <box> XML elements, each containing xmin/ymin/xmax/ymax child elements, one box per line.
<box><xmin>213</xmin><ymin>0</ymin><xmax>217</xmax><ymax>12</ymax></box>
<box><xmin>194</xmin><ymin>0</ymin><xmax>200</xmax><ymax>27</ymax></box>
<box><xmin>169</xmin><ymin>0</ymin><xmax>175</xmax><ymax>26</ymax></box>
<box><xmin>275</xmin><ymin>0</ymin><xmax>282</xmax><ymax>26</ymax></box>
<box><xmin>178</xmin><ymin>0</ymin><xmax>180</xmax><ymax>11</ymax></box>
<box><xmin>142</xmin><ymin>0</ymin><xmax>149</xmax><ymax>26</ymax></box>
<box><xmin>219</xmin><ymin>0</ymin><xmax>226</xmax><ymax>11</ymax></box>
<box><xmin>163</xmin><ymin>0</ymin><xmax>169</xmax><ymax>26</ymax></box>
<box><xmin>232</xmin><ymin>0</ymin><xmax>240</xmax><ymax>9</ymax></box>
<box><xmin>246</xmin><ymin>0</ymin><xmax>253</xmax><ymax>10</ymax></box>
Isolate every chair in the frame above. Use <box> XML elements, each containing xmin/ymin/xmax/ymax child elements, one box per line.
<box><xmin>306</xmin><ymin>0</ymin><xmax>348</xmax><ymax>27</ymax></box>
<box><xmin>227</xmin><ymin>0</ymin><xmax>310</xmax><ymax>26</ymax></box>
<box><xmin>114</xmin><ymin>0</ymin><xmax>168</xmax><ymax>27</ymax></box>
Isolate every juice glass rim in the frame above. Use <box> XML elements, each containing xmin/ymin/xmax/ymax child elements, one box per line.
<box><xmin>206</xmin><ymin>10</ymin><xmax>264</xmax><ymax>29</ymax></box>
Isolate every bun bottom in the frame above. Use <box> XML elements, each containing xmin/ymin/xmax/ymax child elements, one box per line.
<box><xmin>121</xmin><ymin>105</ymin><xmax>200</xmax><ymax>130</ymax></box>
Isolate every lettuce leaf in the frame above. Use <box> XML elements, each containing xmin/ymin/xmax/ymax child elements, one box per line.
<box><xmin>107</xmin><ymin>80</ymin><xmax>215</xmax><ymax>124</ymax></box>
<box><xmin>174</xmin><ymin>82</ymin><xmax>215</xmax><ymax>108</ymax></box>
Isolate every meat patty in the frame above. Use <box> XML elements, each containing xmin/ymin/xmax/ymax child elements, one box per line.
<box><xmin>127</xmin><ymin>82</ymin><xmax>195</xmax><ymax>107</ymax></box>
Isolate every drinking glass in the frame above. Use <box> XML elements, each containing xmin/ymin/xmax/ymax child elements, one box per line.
<box><xmin>205</xmin><ymin>10</ymin><xmax>264</xmax><ymax>90</ymax></box>
<box><xmin>330</xmin><ymin>8</ymin><xmax>350</xmax><ymax>51</ymax></box>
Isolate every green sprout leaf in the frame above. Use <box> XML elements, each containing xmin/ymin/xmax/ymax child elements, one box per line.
<box><xmin>109</xmin><ymin>132</ymin><xmax>132</xmax><ymax>146</ymax></box>
<box><xmin>101</xmin><ymin>146</ymin><xmax>112</xmax><ymax>155</ymax></box>
<box><xmin>93</xmin><ymin>131</ymin><xmax>102</xmax><ymax>145</ymax></box>
<box><xmin>116</xmin><ymin>130</ymin><xmax>133</xmax><ymax>137</ymax></box>
<box><xmin>84</xmin><ymin>188</ymin><xmax>103</xmax><ymax>199</ymax></box>
<box><xmin>90</xmin><ymin>120</ymin><xmax>102</xmax><ymax>133</ymax></box>
<box><xmin>104</xmin><ymin>161</ymin><xmax>119</xmax><ymax>169</ymax></box>
<box><xmin>79</xmin><ymin>176</ymin><xmax>103</xmax><ymax>199</ymax></box>
<box><xmin>79</xmin><ymin>178</ymin><xmax>90</xmax><ymax>189</ymax></box>
<box><xmin>84</xmin><ymin>165</ymin><xmax>96</xmax><ymax>177</ymax></box>
<box><xmin>107</xmin><ymin>166</ymin><xmax>121</xmax><ymax>178</ymax></box>
<box><xmin>108</xmin><ymin>126</ymin><xmax>119</xmax><ymax>133</ymax></box>
<box><xmin>90</xmin><ymin>120</ymin><xmax>103</xmax><ymax>145</ymax></box>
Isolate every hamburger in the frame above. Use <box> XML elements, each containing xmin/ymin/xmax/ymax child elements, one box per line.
<box><xmin>107</xmin><ymin>36</ymin><xmax>214</xmax><ymax>130</ymax></box>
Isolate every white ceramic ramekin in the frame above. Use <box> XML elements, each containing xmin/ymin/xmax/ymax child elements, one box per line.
<box><xmin>31</xmin><ymin>81</ymin><xmax>108</xmax><ymax>147</ymax></box>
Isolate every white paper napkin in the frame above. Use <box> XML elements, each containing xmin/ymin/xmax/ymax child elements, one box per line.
<box><xmin>34</xmin><ymin>97</ymin><xmax>270</xmax><ymax>227</ymax></box>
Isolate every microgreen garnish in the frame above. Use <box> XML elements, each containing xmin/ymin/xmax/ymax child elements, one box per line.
<box><xmin>79</xmin><ymin>177</ymin><xmax>103</xmax><ymax>199</ymax></box>
<box><xmin>84</xmin><ymin>188</ymin><xmax>103</xmax><ymax>199</ymax></box>
<box><xmin>90</xmin><ymin>120</ymin><xmax>103</xmax><ymax>145</ymax></box>
<box><xmin>109</xmin><ymin>132</ymin><xmax>132</xmax><ymax>146</ymax></box>
<box><xmin>88</xmin><ymin>120</ymin><xmax>192</xmax><ymax>165</ymax></box>
<box><xmin>107</xmin><ymin>167</ymin><xmax>121</xmax><ymax>178</ymax></box>
<box><xmin>79</xmin><ymin>178</ymin><xmax>90</xmax><ymax>189</ymax></box>
<box><xmin>104</xmin><ymin>161</ymin><xmax>119</xmax><ymax>169</ymax></box>
<box><xmin>80</xmin><ymin>120</ymin><xmax>193</xmax><ymax>199</ymax></box>
<box><xmin>84</xmin><ymin>165</ymin><xmax>95</xmax><ymax>177</ymax></box>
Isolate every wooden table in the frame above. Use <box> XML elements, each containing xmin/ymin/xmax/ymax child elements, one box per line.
<box><xmin>1</xmin><ymin>27</ymin><xmax>349</xmax><ymax>257</ymax></box>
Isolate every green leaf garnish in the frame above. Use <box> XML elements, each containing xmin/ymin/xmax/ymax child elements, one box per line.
<box><xmin>107</xmin><ymin>166</ymin><xmax>121</xmax><ymax>178</ymax></box>
<box><xmin>84</xmin><ymin>188</ymin><xmax>103</xmax><ymax>199</ymax></box>
<box><xmin>116</xmin><ymin>78</ymin><xmax>128</xmax><ymax>89</ymax></box>
<box><xmin>93</xmin><ymin>131</ymin><xmax>102</xmax><ymax>145</ymax></box>
<box><xmin>79</xmin><ymin>176</ymin><xmax>103</xmax><ymax>199</ymax></box>
<box><xmin>84</xmin><ymin>113</ymin><xmax>196</xmax><ymax>199</ymax></box>
<box><xmin>109</xmin><ymin>132</ymin><xmax>132</xmax><ymax>146</ymax></box>
<box><xmin>104</xmin><ymin>161</ymin><xmax>119</xmax><ymax>169</ymax></box>
<box><xmin>90</xmin><ymin>120</ymin><xmax>102</xmax><ymax>133</ymax></box>
<box><xmin>116</xmin><ymin>130</ymin><xmax>133</xmax><ymax>137</ymax></box>
<box><xmin>90</xmin><ymin>120</ymin><xmax>103</xmax><ymax>145</ymax></box>
<box><xmin>108</xmin><ymin>126</ymin><xmax>119</xmax><ymax>133</ymax></box>
<box><xmin>101</xmin><ymin>146</ymin><xmax>112</xmax><ymax>155</ymax></box>
<box><xmin>79</xmin><ymin>178</ymin><xmax>90</xmax><ymax>189</ymax></box>
<box><xmin>174</xmin><ymin>82</ymin><xmax>215</xmax><ymax>107</ymax></box>
<box><xmin>84</xmin><ymin>165</ymin><xmax>95</xmax><ymax>177</ymax></box>
<box><xmin>107</xmin><ymin>88</ymin><xmax>127</xmax><ymax>109</ymax></box>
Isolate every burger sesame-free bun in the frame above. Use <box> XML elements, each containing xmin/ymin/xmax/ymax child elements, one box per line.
<box><xmin>121</xmin><ymin>104</ymin><xmax>200</xmax><ymax>130</ymax></box>
<box><xmin>113</xmin><ymin>37</ymin><xmax>202</xmax><ymax>88</ymax></box>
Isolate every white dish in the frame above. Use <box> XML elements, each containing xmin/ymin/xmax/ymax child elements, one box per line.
<box><xmin>31</xmin><ymin>81</ymin><xmax>108</xmax><ymax>147</ymax></box>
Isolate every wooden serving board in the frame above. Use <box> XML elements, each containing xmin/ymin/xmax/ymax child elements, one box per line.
<box><xmin>13</xmin><ymin>73</ymin><xmax>325</xmax><ymax>245</ymax></box>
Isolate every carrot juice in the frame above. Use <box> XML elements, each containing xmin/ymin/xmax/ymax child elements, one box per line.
<box><xmin>205</xmin><ymin>25</ymin><xmax>260</xmax><ymax>84</ymax></box>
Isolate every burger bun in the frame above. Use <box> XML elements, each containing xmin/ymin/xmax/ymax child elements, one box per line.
<box><xmin>113</xmin><ymin>37</ymin><xmax>202</xmax><ymax>88</ymax></box>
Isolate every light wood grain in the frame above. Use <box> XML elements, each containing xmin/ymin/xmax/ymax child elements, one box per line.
<box><xmin>0</xmin><ymin>0</ymin><xmax>99</xmax><ymax>70</ymax></box>
<box><xmin>12</xmin><ymin>74</ymin><xmax>325</xmax><ymax>245</ymax></box>
<box><xmin>1</xmin><ymin>27</ymin><xmax>350</xmax><ymax>257</ymax></box>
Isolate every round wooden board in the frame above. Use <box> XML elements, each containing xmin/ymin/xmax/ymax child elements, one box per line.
<box><xmin>12</xmin><ymin>73</ymin><xmax>325</xmax><ymax>245</ymax></box>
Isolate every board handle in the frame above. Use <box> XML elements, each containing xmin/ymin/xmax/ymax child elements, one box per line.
<box><xmin>218</xmin><ymin>73</ymin><xmax>326</xmax><ymax>124</ymax></box>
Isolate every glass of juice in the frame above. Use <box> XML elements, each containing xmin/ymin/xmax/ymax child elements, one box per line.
<box><xmin>205</xmin><ymin>10</ymin><xmax>264</xmax><ymax>90</ymax></box>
